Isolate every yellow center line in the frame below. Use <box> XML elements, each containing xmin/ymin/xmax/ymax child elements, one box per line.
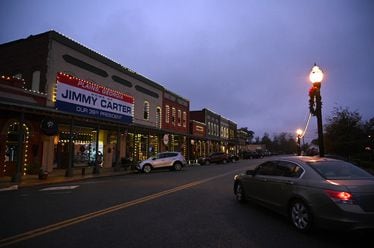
<box><xmin>0</xmin><ymin>169</ymin><xmax>242</xmax><ymax>247</ymax></box>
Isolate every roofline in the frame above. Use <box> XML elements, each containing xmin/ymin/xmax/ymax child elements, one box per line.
<box><xmin>1</xmin><ymin>30</ymin><xmax>165</xmax><ymax>91</ymax></box>
<box><xmin>164</xmin><ymin>88</ymin><xmax>190</xmax><ymax>103</ymax></box>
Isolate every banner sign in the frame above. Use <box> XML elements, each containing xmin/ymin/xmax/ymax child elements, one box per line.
<box><xmin>56</xmin><ymin>73</ymin><xmax>134</xmax><ymax>123</ymax></box>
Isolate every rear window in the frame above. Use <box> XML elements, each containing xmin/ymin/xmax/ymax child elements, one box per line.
<box><xmin>307</xmin><ymin>160</ymin><xmax>373</xmax><ymax>179</ymax></box>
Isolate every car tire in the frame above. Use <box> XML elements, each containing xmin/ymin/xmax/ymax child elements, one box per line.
<box><xmin>205</xmin><ymin>160</ymin><xmax>210</xmax><ymax>165</ymax></box>
<box><xmin>174</xmin><ymin>162</ymin><xmax>182</xmax><ymax>171</ymax></box>
<box><xmin>143</xmin><ymin>164</ymin><xmax>152</xmax><ymax>173</ymax></box>
<box><xmin>231</xmin><ymin>158</ymin><xmax>236</xmax><ymax>163</ymax></box>
<box><xmin>222</xmin><ymin>159</ymin><xmax>227</xmax><ymax>164</ymax></box>
<box><xmin>235</xmin><ymin>183</ymin><xmax>246</xmax><ymax>203</ymax></box>
<box><xmin>289</xmin><ymin>200</ymin><xmax>313</xmax><ymax>232</ymax></box>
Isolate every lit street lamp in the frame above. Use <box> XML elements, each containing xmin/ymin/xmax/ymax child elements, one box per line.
<box><xmin>296</xmin><ymin>129</ymin><xmax>303</xmax><ymax>156</ymax></box>
<box><xmin>308</xmin><ymin>63</ymin><xmax>325</xmax><ymax>157</ymax></box>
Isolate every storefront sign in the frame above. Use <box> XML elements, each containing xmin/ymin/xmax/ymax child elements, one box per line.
<box><xmin>56</xmin><ymin>73</ymin><xmax>134</xmax><ymax>123</ymax></box>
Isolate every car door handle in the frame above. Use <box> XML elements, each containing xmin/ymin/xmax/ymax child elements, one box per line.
<box><xmin>286</xmin><ymin>180</ymin><xmax>294</xmax><ymax>185</ymax></box>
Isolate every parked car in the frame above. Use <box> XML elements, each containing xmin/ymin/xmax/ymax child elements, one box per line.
<box><xmin>228</xmin><ymin>154</ymin><xmax>240</xmax><ymax>162</ymax></box>
<box><xmin>137</xmin><ymin>152</ymin><xmax>187</xmax><ymax>173</ymax></box>
<box><xmin>233</xmin><ymin>156</ymin><xmax>374</xmax><ymax>232</ymax></box>
<box><xmin>198</xmin><ymin>152</ymin><xmax>228</xmax><ymax>165</ymax></box>
<box><xmin>241</xmin><ymin>151</ymin><xmax>263</xmax><ymax>159</ymax></box>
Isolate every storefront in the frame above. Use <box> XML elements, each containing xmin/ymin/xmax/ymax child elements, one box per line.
<box><xmin>0</xmin><ymin>100</ymin><xmax>59</xmax><ymax>181</ymax></box>
<box><xmin>124</xmin><ymin>130</ymin><xmax>189</xmax><ymax>162</ymax></box>
<box><xmin>126</xmin><ymin>129</ymin><xmax>161</xmax><ymax>162</ymax></box>
<box><xmin>189</xmin><ymin>120</ymin><xmax>207</xmax><ymax>160</ymax></box>
<box><xmin>0</xmin><ymin>71</ymin><xmax>136</xmax><ymax>180</ymax></box>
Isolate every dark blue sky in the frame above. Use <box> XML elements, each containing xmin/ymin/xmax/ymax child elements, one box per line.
<box><xmin>1</xmin><ymin>0</ymin><xmax>373</xmax><ymax>141</ymax></box>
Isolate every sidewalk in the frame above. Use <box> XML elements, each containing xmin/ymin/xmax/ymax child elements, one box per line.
<box><xmin>0</xmin><ymin>167</ymin><xmax>136</xmax><ymax>191</ymax></box>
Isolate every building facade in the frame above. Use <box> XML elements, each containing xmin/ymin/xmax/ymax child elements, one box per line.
<box><xmin>162</xmin><ymin>89</ymin><xmax>190</xmax><ymax>158</ymax></box>
<box><xmin>190</xmin><ymin>108</ymin><xmax>238</xmax><ymax>157</ymax></box>
<box><xmin>0</xmin><ymin>31</ymin><xmax>168</xmax><ymax>179</ymax></box>
<box><xmin>228</xmin><ymin>120</ymin><xmax>238</xmax><ymax>154</ymax></box>
<box><xmin>189</xmin><ymin>120</ymin><xmax>207</xmax><ymax>160</ymax></box>
<box><xmin>0</xmin><ymin>30</ymin><xmax>245</xmax><ymax>181</ymax></box>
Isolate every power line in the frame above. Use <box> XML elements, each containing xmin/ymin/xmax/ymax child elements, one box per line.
<box><xmin>301</xmin><ymin>113</ymin><xmax>312</xmax><ymax>139</ymax></box>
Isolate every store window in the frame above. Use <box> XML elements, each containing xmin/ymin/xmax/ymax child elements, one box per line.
<box><xmin>126</xmin><ymin>132</ymin><xmax>150</xmax><ymax>162</ymax></box>
<box><xmin>156</xmin><ymin>107</ymin><xmax>162</xmax><ymax>128</ymax></box>
<box><xmin>138</xmin><ymin>133</ymin><xmax>149</xmax><ymax>161</ymax></box>
<box><xmin>172</xmin><ymin>107</ymin><xmax>176</xmax><ymax>126</ymax></box>
<box><xmin>165</xmin><ymin>105</ymin><xmax>170</xmax><ymax>123</ymax></box>
<box><xmin>32</xmin><ymin>70</ymin><xmax>40</xmax><ymax>92</ymax></box>
<box><xmin>3</xmin><ymin>122</ymin><xmax>30</xmax><ymax>176</ymax></box>
<box><xmin>143</xmin><ymin>101</ymin><xmax>150</xmax><ymax>120</ymax></box>
<box><xmin>55</xmin><ymin>126</ymin><xmax>98</xmax><ymax>168</ymax></box>
<box><xmin>182</xmin><ymin>111</ymin><xmax>187</xmax><ymax>127</ymax></box>
<box><xmin>177</xmin><ymin>110</ymin><xmax>182</xmax><ymax>126</ymax></box>
<box><xmin>149</xmin><ymin>135</ymin><xmax>159</xmax><ymax>156</ymax></box>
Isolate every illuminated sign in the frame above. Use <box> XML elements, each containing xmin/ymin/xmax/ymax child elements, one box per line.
<box><xmin>56</xmin><ymin>73</ymin><xmax>134</xmax><ymax>123</ymax></box>
<box><xmin>196</xmin><ymin>126</ymin><xmax>204</xmax><ymax>132</ymax></box>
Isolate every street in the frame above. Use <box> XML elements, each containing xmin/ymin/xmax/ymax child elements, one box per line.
<box><xmin>0</xmin><ymin>158</ymin><xmax>371</xmax><ymax>248</ymax></box>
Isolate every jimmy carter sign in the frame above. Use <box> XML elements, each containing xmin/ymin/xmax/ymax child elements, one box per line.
<box><xmin>56</xmin><ymin>73</ymin><xmax>134</xmax><ymax>123</ymax></box>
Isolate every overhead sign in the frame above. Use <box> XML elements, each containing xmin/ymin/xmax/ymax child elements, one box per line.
<box><xmin>56</xmin><ymin>73</ymin><xmax>134</xmax><ymax>123</ymax></box>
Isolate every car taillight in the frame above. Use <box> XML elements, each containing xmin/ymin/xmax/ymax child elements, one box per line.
<box><xmin>325</xmin><ymin>190</ymin><xmax>353</xmax><ymax>204</ymax></box>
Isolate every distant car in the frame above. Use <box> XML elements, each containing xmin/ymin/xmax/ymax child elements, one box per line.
<box><xmin>198</xmin><ymin>152</ymin><xmax>228</xmax><ymax>165</ymax></box>
<box><xmin>228</xmin><ymin>154</ymin><xmax>240</xmax><ymax>163</ymax></box>
<box><xmin>241</xmin><ymin>151</ymin><xmax>263</xmax><ymax>159</ymax></box>
<box><xmin>137</xmin><ymin>152</ymin><xmax>187</xmax><ymax>173</ymax></box>
<box><xmin>233</xmin><ymin>156</ymin><xmax>374</xmax><ymax>232</ymax></box>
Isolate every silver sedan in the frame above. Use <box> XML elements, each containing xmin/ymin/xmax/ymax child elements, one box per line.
<box><xmin>233</xmin><ymin>156</ymin><xmax>374</xmax><ymax>232</ymax></box>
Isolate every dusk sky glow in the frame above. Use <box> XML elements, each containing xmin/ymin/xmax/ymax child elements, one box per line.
<box><xmin>1</xmin><ymin>0</ymin><xmax>373</xmax><ymax>141</ymax></box>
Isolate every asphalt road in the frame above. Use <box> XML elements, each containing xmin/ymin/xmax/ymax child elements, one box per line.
<box><xmin>0</xmin><ymin>158</ymin><xmax>372</xmax><ymax>248</ymax></box>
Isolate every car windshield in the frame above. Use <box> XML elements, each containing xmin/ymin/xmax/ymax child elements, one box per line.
<box><xmin>307</xmin><ymin>160</ymin><xmax>373</xmax><ymax>179</ymax></box>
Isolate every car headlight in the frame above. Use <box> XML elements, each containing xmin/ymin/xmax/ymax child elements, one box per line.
<box><xmin>234</xmin><ymin>175</ymin><xmax>239</xmax><ymax>180</ymax></box>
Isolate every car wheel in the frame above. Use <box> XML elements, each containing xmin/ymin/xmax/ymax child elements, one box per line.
<box><xmin>235</xmin><ymin>183</ymin><xmax>246</xmax><ymax>203</ymax></box>
<box><xmin>222</xmin><ymin>159</ymin><xmax>227</xmax><ymax>164</ymax></box>
<box><xmin>205</xmin><ymin>160</ymin><xmax>210</xmax><ymax>165</ymax></box>
<box><xmin>174</xmin><ymin>162</ymin><xmax>182</xmax><ymax>171</ymax></box>
<box><xmin>143</xmin><ymin>164</ymin><xmax>152</xmax><ymax>173</ymax></box>
<box><xmin>289</xmin><ymin>200</ymin><xmax>313</xmax><ymax>232</ymax></box>
<box><xmin>231</xmin><ymin>158</ymin><xmax>236</xmax><ymax>163</ymax></box>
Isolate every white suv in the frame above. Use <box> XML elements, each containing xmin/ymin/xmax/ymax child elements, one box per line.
<box><xmin>137</xmin><ymin>152</ymin><xmax>187</xmax><ymax>173</ymax></box>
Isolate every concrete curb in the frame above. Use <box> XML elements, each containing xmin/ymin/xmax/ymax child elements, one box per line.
<box><xmin>0</xmin><ymin>169</ymin><xmax>137</xmax><ymax>191</ymax></box>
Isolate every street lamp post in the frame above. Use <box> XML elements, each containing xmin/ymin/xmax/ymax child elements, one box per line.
<box><xmin>296</xmin><ymin>129</ymin><xmax>303</xmax><ymax>156</ymax></box>
<box><xmin>308</xmin><ymin>63</ymin><xmax>325</xmax><ymax>157</ymax></box>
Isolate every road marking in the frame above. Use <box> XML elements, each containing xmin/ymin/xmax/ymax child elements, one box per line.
<box><xmin>39</xmin><ymin>185</ymin><xmax>79</xmax><ymax>191</ymax></box>
<box><xmin>0</xmin><ymin>185</ymin><xmax>18</xmax><ymax>192</ymax></box>
<box><xmin>0</xmin><ymin>168</ymin><xmax>243</xmax><ymax>247</ymax></box>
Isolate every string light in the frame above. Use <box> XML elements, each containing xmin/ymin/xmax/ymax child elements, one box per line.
<box><xmin>58</xmin><ymin>131</ymin><xmax>93</xmax><ymax>144</ymax></box>
<box><xmin>5</xmin><ymin>122</ymin><xmax>30</xmax><ymax>175</ymax></box>
<box><xmin>56</xmin><ymin>72</ymin><xmax>134</xmax><ymax>103</ymax></box>
<box><xmin>52</xmin><ymin>84</ymin><xmax>57</xmax><ymax>102</ymax></box>
<box><xmin>0</xmin><ymin>75</ymin><xmax>47</xmax><ymax>96</ymax></box>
